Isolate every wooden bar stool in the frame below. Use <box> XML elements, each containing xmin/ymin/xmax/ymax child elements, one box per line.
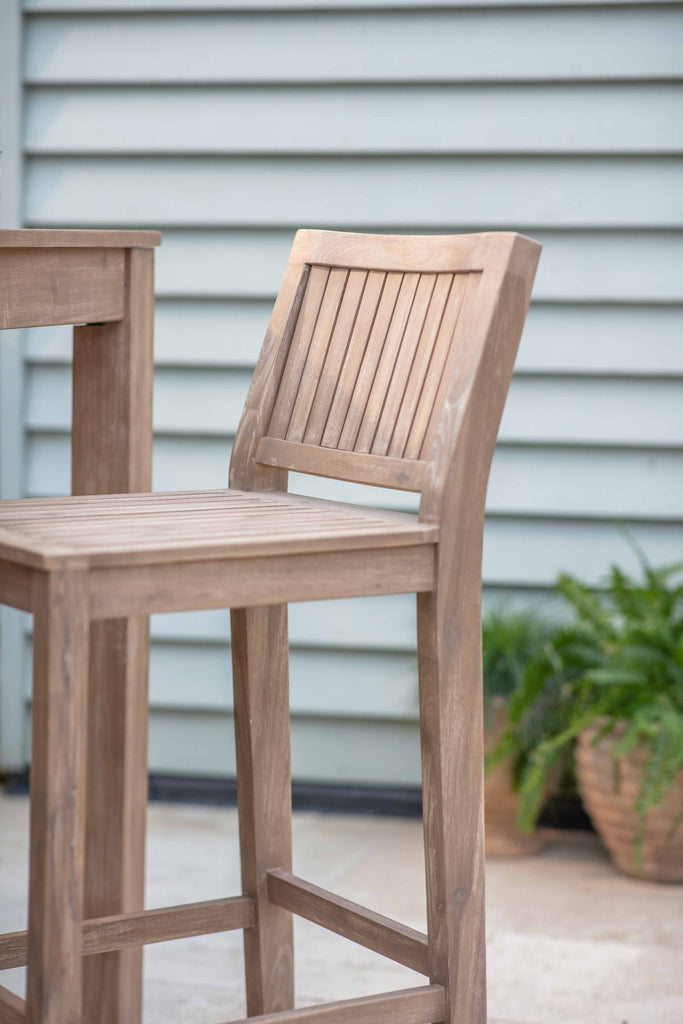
<box><xmin>0</xmin><ymin>229</ymin><xmax>540</xmax><ymax>1024</ymax></box>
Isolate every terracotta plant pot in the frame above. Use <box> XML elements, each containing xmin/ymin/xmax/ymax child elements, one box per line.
<box><xmin>484</xmin><ymin>697</ymin><xmax>545</xmax><ymax>856</ymax></box>
<box><xmin>576</xmin><ymin>723</ymin><xmax>683</xmax><ymax>883</ymax></box>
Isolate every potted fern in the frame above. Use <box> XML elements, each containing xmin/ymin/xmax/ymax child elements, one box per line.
<box><xmin>482</xmin><ymin>608</ymin><xmax>554</xmax><ymax>854</ymax></box>
<box><xmin>489</xmin><ymin>554</ymin><xmax>683</xmax><ymax>881</ymax></box>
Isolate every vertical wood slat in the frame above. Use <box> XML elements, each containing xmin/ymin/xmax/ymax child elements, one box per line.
<box><xmin>404</xmin><ymin>273</ymin><xmax>473</xmax><ymax>462</ymax></box>
<box><xmin>286</xmin><ymin>268</ymin><xmax>348</xmax><ymax>442</ymax></box>
<box><xmin>265</xmin><ymin>265</ymin><xmax>480</xmax><ymax>473</ymax></box>
<box><xmin>230</xmin><ymin>261</ymin><xmax>311</xmax><ymax>492</ymax></box>
<box><xmin>353</xmin><ymin>272</ymin><xmax>421</xmax><ymax>454</ymax></box>
<box><xmin>267</xmin><ymin>265</ymin><xmax>330</xmax><ymax>441</ymax></box>
<box><xmin>320</xmin><ymin>270</ymin><xmax>386</xmax><ymax>450</ymax></box>
<box><xmin>370</xmin><ymin>273</ymin><xmax>437</xmax><ymax>457</ymax></box>
<box><xmin>417</xmin><ymin>273</ymin><xmax>481</xmax><ymax>461</ymax></box>
<box><xmin>303</xmin><ymin>269</ymin><xmax>368</xmax><ymax>446</ymax></box>
<box><xmin>337</xmin><ymin>272</ymin><xmax>404</xmax><ymax>452</ymax></box>
<box><xmin>387</xmin><ymin>273</ymin><xmax>454</xmax><ymax>458</ymax></box>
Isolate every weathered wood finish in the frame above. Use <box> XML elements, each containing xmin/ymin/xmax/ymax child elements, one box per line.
<box><xmin>86</xmin><ymin>546</ymin><xmax>435</xmax><ymax>619</ymax></box>
<box><xmin>254</xmin><ymin>245</ymin><xmax>476</xmax><ymax>489</ymax></box>
<box><xmin>27</xmin><ymin>569</ymin><xmax>89</xmax><ymax>1024</ymax></box>
<box><xmin>0</xmin><ymin>229</ymin><xmax>159</xmax><ymax>1024</ymax></box>
<box><xmin>0</xmin><ymin>230</ymin><xmax>160</xmax><ymax>248</ymax></box>
<box><xmin>1</xmin><ymin>896</ymin><xmax>255</xmax><ymax>971</ymax></box>
<box><xmin>417</xmin><ymin>235</ymin><xmax>541</xmax><ymax>1024</ymax></box>
<box><xmin>0</xmin><ymin>247</ymin><xmax>124</xmax><ymax>330</ymax></box>
<box><xmin>0</xmin><ymin>229</ymin><xmax>539</xmax><ymax>1024</ymax></box>
<box><xmin>0</xmin><ymin>983</ymin><xmax>26</xmax><ymax>1024</ymax></box>
<box><xmin>256</xmin><ymin>439</ymin><xmax>426</xmax><ymax>492</ymax></box>
<box><xmin>222</xmin><ymin>985</ymin><xmax>446</xmax><ymax>1024</ymax></box>
<box><xmin>0</xmin><ymin>560</ymin><xmax>33</xmax><ymax>612</ymax></box>
<box><xmin>0</xmin><ymin>489</ymin><xmax>436</xmax><ymax>570</ymax></box>
<box><xmin>266</xmin><ymin>870</ymin><xmax>429</xmax><ymax>976</ymax></box>
<box><xmin>72</xmin><ymin>246</ymin><xmax>155</xmax><ymax>1024</ymax></box>
<box><xmin>232</xmin><ymin>606</ymin><xmax>294</xmax><ymax>1015</ymax></box>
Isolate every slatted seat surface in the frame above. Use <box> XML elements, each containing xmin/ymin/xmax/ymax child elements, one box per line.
<box><xmin>0</xmin><ymin>489</ymin><xmax>437</xmax><ymax>570</ymax></box>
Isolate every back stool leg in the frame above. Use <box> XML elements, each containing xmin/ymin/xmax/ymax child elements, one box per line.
<box><xmin>27</xmin><ymin>569</ymin><xmax>89</xmax><ymax>1024</ymax></box>
<box><xmin>231</xmin><ymin>604</ymin><xmax>294</xmax><ymax>1016</ymax></box>
<box><xmin>417</xmin><ymin>588</ymin><xmax>487</xmax><ymax>1024</ymax></box>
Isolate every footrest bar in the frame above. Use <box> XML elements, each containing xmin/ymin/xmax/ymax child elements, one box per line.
<box><xmin>266</xmin><ymin>869</ymin><xmax>429</xmax><ymax>976</ymax></box>
<box><xmin>0</xmin><ymin>894</ymin><xmax>254</xmax><ymax>970</ymax></box>
<box><xmin>222</xmin><ymin>984</ymin><xmax>445</xmax><ymax>1024</ymax></box>
<box><xmin>0</xmin><ymin>982</ymin><xmax>26</xmax><ymax>1024</ymax></box>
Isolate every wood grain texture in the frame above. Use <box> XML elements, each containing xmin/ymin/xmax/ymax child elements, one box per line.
<box><xmin>266</xmin><ymin>869</ymin><xmax>429</xmax><ymax>976</ymax></box>
<box><xmin>88</xmin><ymin>545</ymin><xmax>435</xmax><ymax>619</ymax></box>
<box><xmin>0</xmin><ymin>489</ymin><xmax>436</xmax><ymax>569</ymax></box>
<box><xmin>0</xmin><ymin>229</ymin><xmax>160</xmax><ymax>248</ymax></box>
<box><xmin>0</xmin><ymin>896</ymin><xmax>254</xmax><ymax>970</ymax></box>
<box><xmin>303</xmin><ymin>269</ymin><xmax>367</xmax><ymax>446</ymax></box>
<box><xmin>285</xmin><ymin>268</ymin><xmax>348</xmax><ymax>443</ymax></box>
<box><xmin>2</xmin><ymin>229</ymin><xmax>540</xmax><ymax>1024</ymax></box>
<box><xmin>0</xmin><ymin>491</ymin><xmax>435</xmax><ymax>572</ymax></box>
<box><xmin>417</xmin><ymin>233</ymin><xmax>541</xmax><ymax>1024</ymax></box>
<box><xmin>232</xmin><ymin>605</ymin><xmax>294</xmax><ymax>1014</ymax></box>
<box><xmin>221</xmin><ymin>985</ymin><xmax>446</xmax><ymax>1024</ymax></box>
<box><xmin>72</xmin><ymin>246</ymin><xmax>154</xmax><ymax>1024</ymax></box>
<box><xmin>336</xmin><ymin>272</ymin><xmax>403</xmax><ymax>452</ymax></box>
<box><xmin>27</xmin><ymin>568</ymin><xmax>89</xmax><ymax>1024</ymax></box>
<box><xmin>256</xmin><ymin>439</ymin><xmax>426</xmax><ymax>492</ymax></box>
<box><xmin>231</xmin><ymin>261</ymin><xmax>311</xmax><ymax>492</ymax></box>
<box><xmin>234</xmin><ymin>231</ymin><xmax>524</xmax><ymax>496</ymax></box>
<box><xmin>266</xmin><ymin>265</ymin><xmax>328</xmax><ymax>444</ymax></box>
<box><xmin>0</xmin><ymin>247</ymin><xmax>124</xmax><ymax>330</ymax></box>
<box><xmin>0</xmin><ymin>984</ymin><xmax>25</xmax><ymax>1024</ymax></box>
<box><xmin>0</xmin><ymin>559</ymin><xmax>33</xmax><ymax>612</ymax></box>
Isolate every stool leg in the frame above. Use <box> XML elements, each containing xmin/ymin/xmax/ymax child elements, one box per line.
<box><xmin>417</xmin><ymin>589</ymin><xmax>487</xmax><ymax>1024</ymax></box>
<box><xmin>81</xmin><ymin>617</ymin><xmax>149</xmax><ymax>1024</ymax></box>
<box><xmin>27</xmin><ymin>569</ymin><xmax>89</xmax><ymax>1024</ymax></box>
<box><xmin>231</xmin><ymin>604</ymin><xmax>294</xmax><ymax>1016</ymax></box>
<box><xmin>73</xmin><ymin>250</ymin><xmax>154</xmax><ymax>1024</ymax></box>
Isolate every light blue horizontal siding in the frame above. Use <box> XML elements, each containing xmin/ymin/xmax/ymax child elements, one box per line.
<box><xmin>25</xmin><ymin>432</ymin><xmax>683</xmax><ymax>521</ymax></box>
<box><xmin>8</xmin><ymin>0</ymin><xmax>681</xmax><ymax>783</ymax></box>
<box><xmin>25</xmin><ymin>364</ymin><xmax>683</xmax><ymax>448</ymax></box>
<box><xmin>24</xmin><ymin>6</ymin><xmax>683</xmax><ymax>83</ymax></box>
<box><xmin>144</xmin><ymin>713</ymin><xmax>423</xmax><ymax>784</ymax></box>
<box><xmin>25</xmin><ymin>156</ymin><xmax>683</xmax><ymax>228</ymax></box>
<box><xmin>25</xmin><ymin>1</ymin><xmax>682</xmax><ymax>11</ymax></box>
<box><xmin>24</xmin><ymin>84</ymin><xmax>683</xmax><ymax>155</ymax></box>
<box><xmin>22</xmin><ymin>640</ymin><xmax>420</xmax><ymax>718</ymax></box>
<box><xmin>150</xmin><ymin>230</ymin><xmax>683</xmax><ymax>302</ymax></box>
<box><xmin>22</xmin><ymin>301</ymin><xmax>683</xmax><ymax>375</ymax></box>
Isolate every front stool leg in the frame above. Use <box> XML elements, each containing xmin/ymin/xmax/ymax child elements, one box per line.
<box><xmin>417</xmin><ymin>587</ymin><xmax>487</xmax><ymax>1024</ymax></box>
<box><xmin>231</xmin><ymin>604</ymin><xmax>294</xmax><ymax>1015</ymax></box>
<box><xmin>27</xmin><ymin>569</ymin><xmax>89</xmax><ymax>1024</ymax></box>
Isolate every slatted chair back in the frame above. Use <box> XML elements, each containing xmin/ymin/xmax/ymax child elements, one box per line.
<box><xmin>230</xmin><ymin>230</ymin><xmax>541</xmax><ymax>523</ymax></box>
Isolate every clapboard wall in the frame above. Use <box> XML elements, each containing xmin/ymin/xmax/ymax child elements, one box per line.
<box><xmin>4</xmin><ymin>0</ymin><xmax>683</xmax><ymax>783</ymax></box>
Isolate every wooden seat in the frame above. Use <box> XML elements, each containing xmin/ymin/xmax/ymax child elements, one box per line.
<box><xmin>0</xmin><ymin>489</ymin><xmax>437</xmax><ymax>568</ymax></box>
<box><xmin>0</xmin><ymin>229</ymin><xmax>540</xmax><ymax>1024</ymax></box>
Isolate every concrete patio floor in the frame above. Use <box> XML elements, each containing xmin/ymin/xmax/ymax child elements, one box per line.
<box><xmin>1</xmin><ymin>791</ymin><xmax>682</xmax><ymax>1024</ymax></box>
